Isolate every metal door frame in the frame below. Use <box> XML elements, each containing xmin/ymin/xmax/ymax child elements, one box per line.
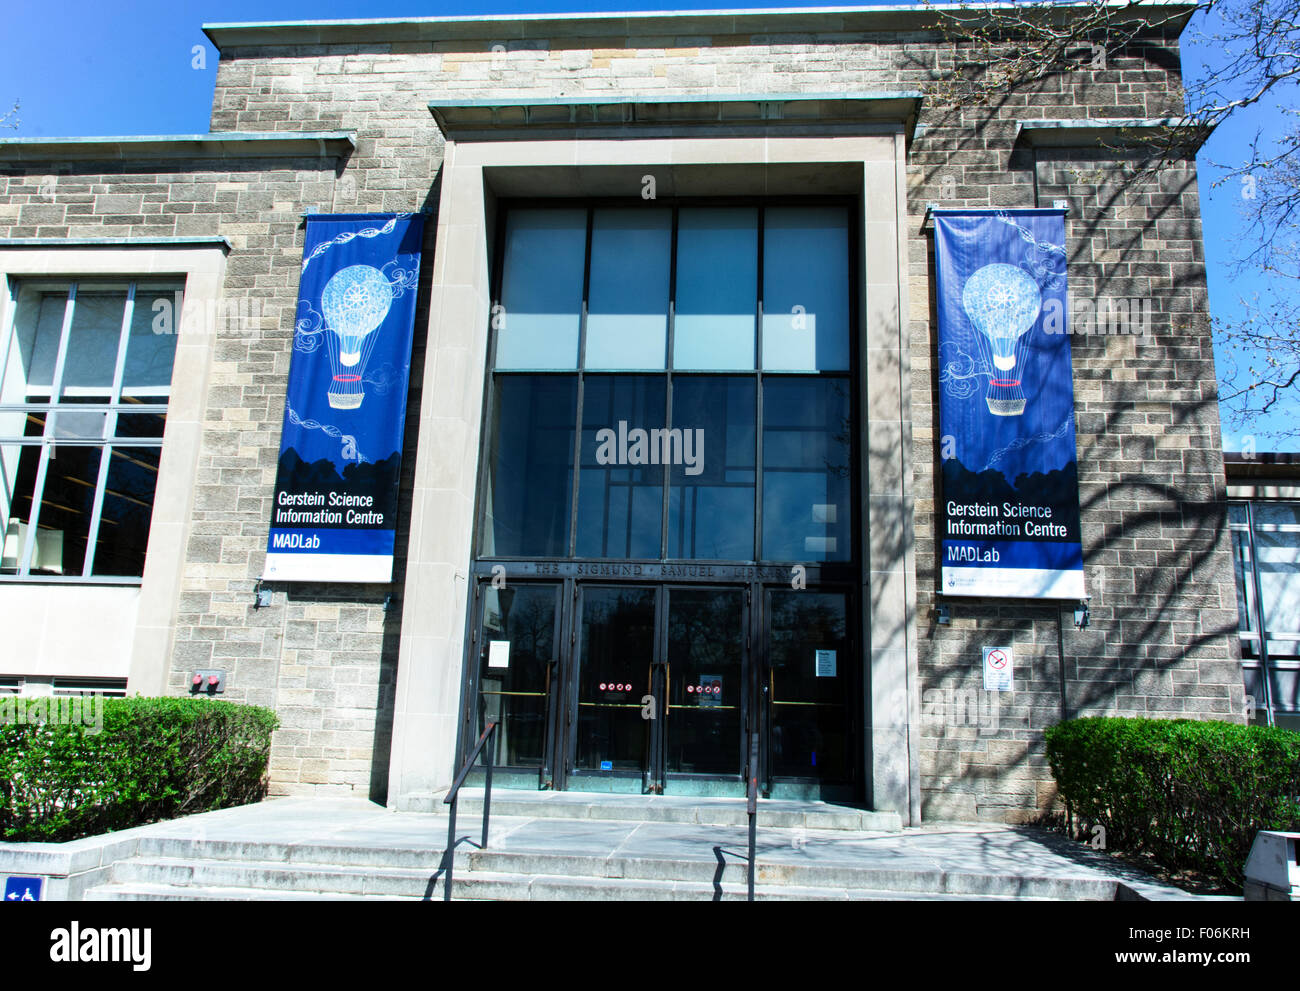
<box><xmin>561</xmin><ymin>582</ymin><xmax>661</xmax><ymax>792</ymax></box>
<box><xmin>459</xmin><ymin>575</ymin><xmax>862</xmax><ymax>799</ymax></box>
<box><xmin>463</xmin><ymin>577</ymin><xmax>567</xmax><ymax>789</ymax></box>
<box><xmin>656</xmin><ymin>583</ymin><xmax>752</xmax><ymax>795</ymax></box>
<box><xmin>757</xmin><ymin>582</ymin><xmax>860</xmax><ymax>796</ymax></box>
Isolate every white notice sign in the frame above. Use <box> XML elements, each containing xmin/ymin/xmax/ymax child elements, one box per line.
<box><xmin>488</xmin><ymin>640</ymin><xmax>511</xmax><ymax>669</ymax></box>
<box><xmin>815</xmin><ymin>649</ymin><xmax>837</xmax><ymax>677</ymax></box>
<box><xmin>982</xmin><ymin>646</ymin><xmax>1013</xmax><ymax>692</ymax></box>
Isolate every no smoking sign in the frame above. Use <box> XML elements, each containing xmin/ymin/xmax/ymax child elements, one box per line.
<box><xmin>982</xmin><ymin>646</ymin><xmax>1014</xmax><ymax>692</ymax></box>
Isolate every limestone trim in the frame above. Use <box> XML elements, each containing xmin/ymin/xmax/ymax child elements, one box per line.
<box><xmin>387</xmin><ymin>128</ymin><xmax>917</xmax><ymax>821</ymax></box>
<box><xmin>0</xmin><ymin>244</ymin><xmax>228</xmax><ymax>696</ymax></box>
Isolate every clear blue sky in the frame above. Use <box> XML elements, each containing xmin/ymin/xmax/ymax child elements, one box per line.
<box><xmin>0</xmin><ymin>0</ymin><xmax>1293</xmax><ymax>451</ymax></box>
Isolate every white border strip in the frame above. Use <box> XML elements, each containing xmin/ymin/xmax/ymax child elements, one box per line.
<box><xmin>942</xmin><ymin>566</ymin><xmax>1085</xmax><ymax>599</ymax></box>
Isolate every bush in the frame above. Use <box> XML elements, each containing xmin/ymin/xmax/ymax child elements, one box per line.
<box><xmin>1045</xmin><ymin>716</ymin><xmax>1300</xmax><ymax>890</ymax></box>
<box><xmin>0</xmin><ymin>696</ymin><xmax>278</xmax><ymax>843</ymax></box>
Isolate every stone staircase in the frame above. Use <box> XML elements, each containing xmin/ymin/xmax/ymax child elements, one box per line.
<box><xmin>79</xmin><ymin>792</ymin><xmax>1173</xmax><ymax>901</ymax></box>
<box><xmin>86</xmin><ymin>846</ymin><xmax>1092</xmax><ymax>901</ymax></box>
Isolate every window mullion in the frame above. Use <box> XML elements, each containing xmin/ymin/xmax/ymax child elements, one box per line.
<box><xmin>18</xmin><ymin>284</ymin><xmax>78</xmax><ymax>576</ymax></box>
<box><xmin>16</xmin><ymin>444</ymin><xmax>52</xmax><ymax>577</ymax></box>
<box><xmin>107</xmin><ymin>283</ymin><xmax>137</xmax><ymax>436</ymax></box>
<box><xmin>0</xmin><ymin>282</ymin><xmax>19</xmax><ymax>404</ymax></box>
<box><xmin>568</xmin><ymin>208</ymin><xmax>594</xmax><ymax>559</ymax></box>
<box><xmin>82</xmin><ymin>445</ymin><xmax>114</xmax><ymax>578</ymax></box>
<box><xmin>46</xmin><ymin>283</ymin><xmax>79</xmax><ymax>409</ymax></box>
<box><xmin>1247</xmin><ymin>502</ymin><xmax>1278</xmax><ymax>727</ymax></box>
<box><xmin>662</xmin><ymin>206</ymin><xmax>677</xmax><ymax>560</ymax></box>
<box><xmin>755</xmin><ymin>208</ymin><xmax>765</xmax><ymax>563</ymax></box>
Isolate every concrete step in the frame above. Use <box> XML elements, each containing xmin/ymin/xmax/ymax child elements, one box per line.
<box><xmin>459</xmin><ymin>848</ymin><xmax>1119</xmax><ymax>899</ymax></box>
<box><xmin>85</xmin><ymin>882</ymin><xmax>420</xmax><ymax>902</ymax></box>
<box><xmin>452</xmin><ymin>791</ymin><xmax>902</xmax><ymax>832</ymax></box>
<box><xmin>102</xmin><ymin>849</ymin><xmax>1120</xmax><ymax>901</ymax></box>
<box><xmin>133</xmin><ymin>836</ymin><xmax>444</xmax><ymax>870</ymax></box>
<box><xmin>110</xmin><ymin>856</ymin><xmax>442</xmax><ymax>898</ymax></box>
<box><xmin>448</xmin><ymin>871</ymin><xmax>1033</xmax><ymax>901</ymax></box>
<box><xmin>84</xmin><ymin>870</ymin><xmax>1035</xmax><ymax>902</ymax></box>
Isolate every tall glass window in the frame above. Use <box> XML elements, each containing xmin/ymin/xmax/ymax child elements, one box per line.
<box><xmin>1229</xmin><ymin>501</ymin><xmax>1300</xmax><ymax>728</ymax></box>
<box><xmin>762</xmin><ymin>206</ymin><xmax>850</xmax><ymax>372</ymax></box>
<box><xmin>481</xmin><ymin>375</ymin><xmax>577</xmax><ymax>558</ymax></box>
<box><xmin>577</xmin><ymin>375</ymin><xmax>665</xmax><ymax>558</ymax></box>
<box><xmin>667</xmin><ymin>376</ymin><xmax>756</xmax><ymax>560</ymax></box>
<box><xmin>495</xmin><ymin>209</ymin><xmax>586</xmax><ymax>370</ymax></box>
<box><xmin>761</xmin><ymin>378</ymin><xmax>851</xmax><ymax>561</ymax></box>
<box><xmin>0</xmin><ymin>280</ymin><xmax>181</xmax><ymax>580</ymax></box>
<box><xmin>479</xmin><ymin>200</ymin><xmax>855</xmax><ymax>565</ymax></box>
<box><xmin>585</xmin><ymin>209</ymin><xmax>671</xmax><ymax>370</ymax></box>
<box><xmin>674</xmin><ymin>207</ymin><xmax>757</xmax><ymax>370</ymax></box>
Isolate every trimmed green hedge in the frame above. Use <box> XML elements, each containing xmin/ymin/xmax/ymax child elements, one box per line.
<box><xmin>0</xmin><ymin>696</ymin><xmax>278</xmax><ymax>843</ymax></box>
<box><xmin>1045</xmin><ymin>716</ymin><xmax>1300</xmax><ymax>889</ymax></box>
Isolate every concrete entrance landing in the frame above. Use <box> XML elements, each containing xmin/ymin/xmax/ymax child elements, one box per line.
<box><xmin>0</xmin><ymin>796</ymin><xmax>1216</xmax><ymax>900</ymax></box>
<box><xmin>453</xmin><ymin>789</ymin><xmax>903</xmax><ymax>832</ymax></box>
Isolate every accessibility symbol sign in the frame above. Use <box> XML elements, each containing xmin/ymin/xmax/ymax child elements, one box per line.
<box><xmin>982</xmin><ymin>646</ymin><xmax>1014</xmax><ymax>692</ymax></box>
<box><xmin>4</xmin><ymin>876</ymin><xmax>42</xmax><ymax>902</ymax></box>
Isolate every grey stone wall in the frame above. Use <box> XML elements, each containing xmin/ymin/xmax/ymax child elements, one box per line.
<box><xmin>907</xmin><ymin>92</ymin><xmax>1242</xmax><ymax>821</ymax></box>
<box><xmin>0</xmin><ymin>156</ymin><xmax>424</xmax><ymax>801</ymax></box>
<box><xmin>0</xmin><ymin>16</ymin><xmax>1240</xmax><ymax>817</ymax></box>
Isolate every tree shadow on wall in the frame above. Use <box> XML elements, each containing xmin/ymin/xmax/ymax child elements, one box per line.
<box><xmin>887</xmin><ymin>117</ymin><xmax>1241</xmax><ymax>823</ymax></box>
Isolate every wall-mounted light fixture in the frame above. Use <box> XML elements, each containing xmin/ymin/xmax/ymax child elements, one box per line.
<box><xmin>1073</xmin><ymin>600</ymin><xmax>1091</xmax><ymax>629</ymax></box>
<box><xmin>936</xmin><ymin>602</ymin><xmax>951</xmax><ymax>625</ymax></box>
<box><xmin>254</xmin><ymin>583</ymin><xmax>272</xmax><ymax>609</ymax></box>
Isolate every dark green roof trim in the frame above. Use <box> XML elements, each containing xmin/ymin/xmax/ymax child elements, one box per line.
<box><xmin>429</xmin><ymin>92</ymin><xmax>924</xmax><ymax>139</ymax></box>
<box><xmin>0</xmin><ymin>132</ymin><xmax>356</xmax><ymax>163</ymax></box>
<box><xmin>0</xmin><ymin>237</ymin><xmax>231</xmax><ymax>251</ymax></box>
<box><xmin>203</xmin><ymin>1</ymin><xmax>1197</xmax><ymax>48</ymax></box>
<box><xmin>1014</xmin><ymin>118</ymin><xmax>1213</xmax><ymax>148</ymax></box>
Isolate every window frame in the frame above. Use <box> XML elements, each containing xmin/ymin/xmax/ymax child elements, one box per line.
<box><xmin>0</xmin><ymin>277</ymin><xmax>182</xmax><ymax>584</ymax></box>
<box><xmin>1229</xmin><ymin>499</ymin><xmax>1300</xmax><ymax>725</ymax></box>
<box><xmin>474</xmin><ymin>195</ymin><xmax>861</xmax><ymax>567</ymax></box>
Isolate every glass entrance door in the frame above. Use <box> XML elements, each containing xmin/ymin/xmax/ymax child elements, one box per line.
<box><xmin>661</xmin><ymin>587</ymin><xmax>748</xmax><ymax>796</ymax></box>
<box><xmin>465</xmin><ymin>580</ymin><xmax>856</xmax><ymax>799</ymax></box>
<box><xmin>563</xmin><ymin>584</ymin><xmax>751</xmax><ymax>794</ymax></box>
<box><xmin>763</xmin><ymin>588</ymin><xmax>855</xmax><ymax>799</ymax></box>
<box><xmin>567</xmin><ymin>585</ymin><xmax>657</xmax><ymax>792</ymax></box>
<box><xmin>472</xmin><ymin>582</ymin><xmax>562</xmax><ymax>788</ymax></box>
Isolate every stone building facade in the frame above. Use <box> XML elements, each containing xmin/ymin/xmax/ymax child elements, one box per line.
<box><xmin>0</xmin><ymin>4</ymin><xmax>1242</xmax><ymax>824</ymax></box>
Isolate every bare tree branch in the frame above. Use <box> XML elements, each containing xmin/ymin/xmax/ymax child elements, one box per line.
<box><xmin>927</xmin><ymin>0</ymin><xmax>1300</xmax><ymax>438</ymax></box>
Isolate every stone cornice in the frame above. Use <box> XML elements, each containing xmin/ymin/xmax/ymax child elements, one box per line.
<box><xmin>429</xmin><ymin>92</ymin><xmax>924</xmax><ymax>140</ymax></box>
<box><xmin>203</xmin><ymin>2</ymin><xmax>1198</xmax><ymax>50</ymax></box>
<box><xmin>0</xmin><ymin>132</ymin><xmax>356</xmax><ymax>163</ymax></box>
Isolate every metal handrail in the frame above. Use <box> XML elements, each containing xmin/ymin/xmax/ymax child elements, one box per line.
<box><xmin>440</xmin><ymin>720</ymin><xmax>498</xmax><ymax>902</ymax></box>
<box><xmin>746</xmin><ymin>732</ymin><xmax>759</xmax><ymax>902</ymax></box>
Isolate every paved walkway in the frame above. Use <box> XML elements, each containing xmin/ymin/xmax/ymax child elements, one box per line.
<box><xmin>0</xmin><ymin>794</ymin><xmax>1222</xmax><ymax>900</ymax></box>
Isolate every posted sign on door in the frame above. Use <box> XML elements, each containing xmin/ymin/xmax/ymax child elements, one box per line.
<box><xmin>265</xmin><ymin>213</ymin><xmax>426</xmax><ymax>583</ymax></box>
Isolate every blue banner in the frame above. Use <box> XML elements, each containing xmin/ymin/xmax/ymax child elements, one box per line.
<box><xmin>265</xmin><ymin>213</ymin><xmax>425</xmax><ymax>583</ymax></box>
<box><xmin>934</xmin><ymin>210</ymin><xmax>1085</xmax><ymax>599</ymax></box>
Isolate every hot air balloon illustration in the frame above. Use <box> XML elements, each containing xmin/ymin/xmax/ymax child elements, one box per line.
<box><xmin>320</xmin><ymin>264</ymin><xmax>394</xmax><ymax>410</ymax></box>
<box><xmin>961</xmin><ymin>263</ymin><xmax>1042</xmax><ymax>417</ymax></box>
